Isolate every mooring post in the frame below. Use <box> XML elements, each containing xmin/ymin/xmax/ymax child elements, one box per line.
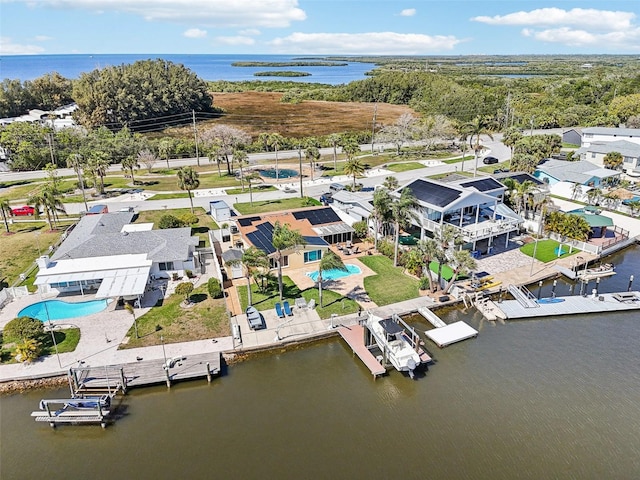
<box><xmin>206</xmin><ymin>362</ymin><xmax>211</xmax><ymax>383</ymax></box>
<box><xmin>165</xmin><ymin>367</ymin><xmax>171</xmax><ymax>388</ymax></box>
<box><xmin>595</xmin><ymin>277</ymin><xmax>600</xmax><ymax>295</ymax></box>
<box><xmin>119</xmin><ymin>368</ymin><xmax>127</xmax><ymax>394</ymax></box>
<box><xmin>629</xmin><ymin>275</ymin><xmax>634</xmax><ymax>292</ymax></box>
<box><xmin>551</xmin><ymin>279</ymin><xmax>557</xmax><ymax>298</ymax></box>
<box><xmin>537</xmin><ymin>280</ymin><xmax>543</xmax><ymax>299</ymax></box>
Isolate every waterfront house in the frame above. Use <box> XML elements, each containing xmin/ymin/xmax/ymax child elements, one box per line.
<box><xmin>393</xmin><ymin>177</ymin><xmax>523</xmax><ymax>254</ymax></box>
<box><xmin>581</xmin><ymin>127</ymin><xmax>640</xmax><ymax>148</ymax></box>
<box><xmin>34</xmin><ymin>212</ymin><xmax>199</xmax><ymax>300</ymax></box>
<box><xmin>234</xmin><ymin>207</ymin><xmax>353</xmax><ymax>271</ymax></box>
<box><xmin>534</xmin><ymin>159</ymin><xmax>621</xmax><ymax>187</ymax></box>
<box><xmin>574</xmin><ymin>140</ymin><xmax>640</xmax><ymax>177</ymax></box>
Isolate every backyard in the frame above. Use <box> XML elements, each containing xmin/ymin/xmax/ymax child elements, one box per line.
<box><xmin>237</xmin><ymin>276</ymin><xmax>359</xmax><ymax>319</ymax></box>
<box><xmin>520</xmin><ymin>239</ymin><xmax>579</xmax><ymax>263</ymax></box>
<box><xmin>359</xmin><ymin>255</ymin><xmax>419</xmax><ymax>306</ymax></box>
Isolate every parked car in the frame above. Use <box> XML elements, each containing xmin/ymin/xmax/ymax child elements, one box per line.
<box><xmin>11</xmin><ymin>205</ymin><xmax>35</xmax><ymax>216</ymax></box>
<box><xmin>482</xmin><ymin>156</ymin><xmax>499</xmax><ymax>165</ymax></box>
<box><xmin>320</xmin><ymin>192</ymin><xmax>333</xmax><ymax>204</ymax></box>
<box><xmin>329</xmin><ymin>183</ymin><xmax>346</xmax><ymax>192</ymax></box>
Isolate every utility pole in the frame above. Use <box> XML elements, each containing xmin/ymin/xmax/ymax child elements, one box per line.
<box><xmin>504</xmin><ymin>93</ymin><xmax>511</xmax><ymax>130</ymax></box>
<box><xmin>371</xmin><ymin>102</ymin><xmax>378</xmax><ymax>153</ymax></box>
<box><xmin>298</xmin><ymin>145</ymin><xmax>304</xmax><ymax>198</ymax></box>
<box><xmin>46</xmin><ymin>132</ymin><xmax>56</xmax><ymax>166</ymax></box>
<box><xmin>192</xmin><ymin>110</ymin><xmax>200</xmax><ymax>166</ymax></box>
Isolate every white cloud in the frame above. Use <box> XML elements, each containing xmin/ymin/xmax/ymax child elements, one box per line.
<box><xmin>13</xmin><ymin>0</ymin><xmax>306</xmax><ymax>28</ymax></box>
<box><xmin>524</xmin><ymin>27</ymin><xmax>640</xmax><ymax>50</ymax></box>
<box><xmin>216</xmin><ymin>36</ymin><xmax>256</xmax><ymax>46</ymax></box>
<box><xmin>472</xmin><ymin>8</ymin><xmax>635</xmax><ymax>32</ymax></box>
<box><xmin>0</xmin><ymin>37</ymin><xmax>45</xmax><ymax>55</ymax></box>
<box><xmin>34</xmin><ymin>35</ymin><xmax>53</xmax><ymax>42</ymax></box>
<box><xmin>184</xmin><ymin>28</ymin><xmax>207</xmax><ymax>38</ymax></box>
<box><xmin>269</xmin><ymin>32</ymin><xmax>461</xmax><ymax>55</ymax></box>
<box><xmin>239</xmin><ymin>29</ymin><xmax>261</xmax><ymax>36</ymax></box>
<box><xmin>399</xmin><ymin>8</ymin><xmax>416</xmax><ymax>17</ymax></box>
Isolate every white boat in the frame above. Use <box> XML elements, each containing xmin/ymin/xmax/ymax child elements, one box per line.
<box><xmin>365</xmin><ymin>313</ymin><xmax>422</xmax><ymax>378</ymax></box>
<box><xmin>577</xmin><ymin>263</ymin><xmax>616</xmax><ymax>280</ymax></box>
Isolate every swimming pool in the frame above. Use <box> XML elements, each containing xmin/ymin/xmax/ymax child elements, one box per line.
<box><xmin>18</xmin><ymin>299</ymin><xmax>111</xmax><ymax>321</ymax></box>
<box><xmin>306</xmin><ymin>264</ymin><xmax>361</xmax><ymax>282</ymax></box>
<box><xmin>258</xmin><ymin>168</ymin><xmax>298</xmax><ymax>179</ymax></box>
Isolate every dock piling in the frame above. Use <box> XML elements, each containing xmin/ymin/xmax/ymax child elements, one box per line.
<box><xmin>206</xmin><ymin>362</ymin><xmax>211</xmax><ymax>383</ymax></box>
<box><xmin>629</xmin><ymin>275</ymin><xmax>634</xmax><ymax>292</ymax></box>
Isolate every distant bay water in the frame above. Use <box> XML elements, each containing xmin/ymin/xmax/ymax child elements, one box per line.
<box><xmin>0</xmin><ymin>54</ymin><xmax>377</xmax><ymax>85</ymax></box>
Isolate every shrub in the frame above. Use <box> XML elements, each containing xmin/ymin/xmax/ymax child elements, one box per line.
<box><xmin>352</xmin><ymin>220</ymin><xmax>368</xmax><ymax>239</ymax></box>
<box><xmin>175</xmin><ymin>282</ymin><xmax>194</xmax><ymax>302</ymax></box>
<box><xmin>180</xmin><ymin>212</ymin><xmax>199</xmax><ymax>226</ymax></box>
<box><xmin>14</xmin><ymin>338</ymin><xmax>41</xmax><ymax>362</ymax></box>
<box><xmin>3</xmin><ymin>316</ymin><xmax>44</xmax><ymax>343</ymax></box>
<box><xmin>207</xmin><ymin>277</ymin><xmax>223</xmax><ymax>299</ymax></box>
<box><xmin>418</xmin><ymin>277</ymin><xmax>430</xmax><ymax>291</ymax></box>
<box><xmin>158</xmin><ymin>214</ymin><xmax>185</xmax><ymax>229</ymax></box>
<box><xmin>377</xmin><ymin>239</ymin><xmax>394</xmax><ymax>259</ymax></box>
<box><xmin>185</xmin><ymin>269</ymin><xmax>194</xmax><ymax>278</ymax></box>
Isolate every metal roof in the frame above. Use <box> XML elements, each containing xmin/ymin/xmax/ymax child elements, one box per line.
<box><xmin>403</xmin><ymin>179</ymin><xmax>462</xmax><ymax>207</ymax></box>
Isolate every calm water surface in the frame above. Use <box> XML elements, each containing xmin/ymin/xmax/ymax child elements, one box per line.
<box><xmin>2</xmin><ymin>246</ymin><xmax>640</xmax><ymax>479</ymax></box>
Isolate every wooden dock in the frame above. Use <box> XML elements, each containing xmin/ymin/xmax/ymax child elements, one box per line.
<box><xmin>337</xmin><ymin>325</ymin><xmax>386</xmax><ymax>378</ymax></box>
<box><xmin>497</xmin><ymin>291</ymin><xmax>640</xmax><ymax>320</ymax></box>
<box><xmin>418</xmin><ymin>307</ymin><xmax>479</xmax><ymax>348</ymax></box>
<box><xmin>72</xmin><ymin>352</ymin><xmax>222</xmax><ymax>392</ymax></box>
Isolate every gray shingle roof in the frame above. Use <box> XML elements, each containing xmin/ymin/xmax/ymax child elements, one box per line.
<box><xmin>582</xmin><ymin>127</ymin><xmax>640</xmax><ymax>137</ymax></box>
<box><xmin>536</xmin><ymin>159</ymin><xmax>620</xmax><ymax>183</ymax></box>
<box><xmin>576</xmin><ymin>140</ymin><xmax>640</xmax><ymax>157</ymax></box>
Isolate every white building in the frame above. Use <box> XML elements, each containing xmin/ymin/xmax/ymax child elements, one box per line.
<box><xmin>581</xmin><ymin>127</ymin><xmax>640</xmax><ymax>148</ymax></box>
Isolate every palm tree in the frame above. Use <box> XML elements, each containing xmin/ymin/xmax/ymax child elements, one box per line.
<box><xmin>466</xmin><ymin>116</ymin><xmax>494</xmax><ymax>177</ymax></box>
<box><xmin>382</xmin><ymin>176</ymin><xmax>399</xmax><ymax>190</ymax></box>
<box><xmin>267</xmin><ymin>133</ymin><xmax>285</xmax><ymax>182</ymax></box>
<box><xmin>177</xmin><ymin>166</ymin><xmax>200</xmax><ymax>213</ymax></box>
<box><xmin>227</xmin><ymin>247</ymin><xmax>269</xmax><ymax>308</ymax></box>
<box><xmin>245</xmin><ymin>172</ymin><xmax>263</xmax><ymax>206</ymax></box>
<box><xmin>66</xmin><ymin>153</ymin><xmax>88</xmax><ymax>212</ymax></box>
<box><xmin>233</xmin><ymin>148</ymin><xmax>249</xmax><ymax>192</ymax></box>
<box><xmin>316</xmin><ymin>250</ymin><xmax>347</xmax><ymax>307</ymax></box>
<box><xmin>272</xmin><ymin>221</ymin><xmax>306</xmax><ymax>301</ymax></box>
<box><xmin>586</xmin><ymin>187</ymin><xmax>602</xmax><ymax>206</ymax></box>
<box><xmin>603</xmin><ymin>151</ymin><xmax>623</xmax><ymax>170</ymax></box>
<box><xmin>416</xmin><ymin>238</ymin><xmax>440</xmax><ymax>292</ymax></box>
<box><xmin>371</xmin><ymin>188</ymin><xmax>392</xmax><ymax>251</ymax></box>
<box><xmin>327</xmin><ymin>133</ymin><xmax>341</xmax><ymax>172</ymax></box>
<box><xmin>124</xmin><ymin>303</ymin><xmax>139</xmax><ymax>338</ymax></box>
<box><xmin>444</xmin><ymin>249</ymin><xmax>477</xmax><ymax>293</ymax></box>
<box><xmin>29</xmin><ymin>188</ymin><xmax>65</xmax><ymax>231</ymax></box>
<box><xmin>511</xmin><ymin>180</ymin><xmax>535</xmax><ymax>216</ymax></box>
<box><xmin>121</xmin><ymin>155</ymin><xmax>139</xmax><ymax>184</ymax></box>
<box><xmin>304</xmin><ymin>145</ymin><xmax>321</xmax><ymax>181</ymax></box>
<box><xmin>0</xmin><ymin>198</ymin><xmax>12</xmax><ymax>234</ymax></box>
<box><xmin>344</xmin><ymin>158</ymin><xmax>365</xmax><ymax>190</ymax></box>
<box><xmin>87</xmin><ymin>151</ymin><xmax>110</xmax><ymax>195</ymax></box>
<box><xmin>391</xmin><ymin>188</ymin><xmax>419</xmax><ymax>266</ymax></box>
<box><xmin>341</xmin><ymin>137</ymin><xmax>360</xmax><ymax>163</ymax></box>
<box><xmin>435</xmin><ymin>224</ymin><xmax>461</xmax><ymax>289</ymax></box>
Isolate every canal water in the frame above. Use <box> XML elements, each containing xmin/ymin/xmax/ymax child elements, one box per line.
<box><xmin>2</xmin><ymin>246</ymin><xmax>640</xmax><ymax>479</ymax></box>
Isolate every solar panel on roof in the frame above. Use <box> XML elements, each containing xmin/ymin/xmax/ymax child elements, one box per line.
<box><xmin>303</xmin><ymin>236</ymin><xmax>329</xmax><ymax>246</ymax></box>
<box><xmin>460</xmin><ymin>178</ymin><xmax>503</xmax><ymax>192</ymax></box>
<box><xmin>405</xmin><ymin>180</ymin><xmax>461</xmax><ymax>208</ymax></box>
<box><xmin>247</xmin><ymin>222</ymin><xmax>276</xmax><ymax>254</ymax></box>
<box><xmin>293</xmin><ymin>207</ymin><xmax>341</xmax><ymax>225</ymax></box>
<box><xmin>237</xmin><ymin>216</ymin><xmax>261</xmax><ymax>227</ymax></box>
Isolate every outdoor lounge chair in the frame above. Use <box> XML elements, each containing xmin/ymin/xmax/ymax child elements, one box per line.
<box><xmin>307</xmin><ymin>299</ymin><xmax>316</xmax><ymax>310</ymax></box>
<box><xmin>283</xmin><ymin>300</ymin><xmax>293</xmax><ymax>316</ymax></box>
<box><xmin>353</xmin><ymin>246</ymin><xmax>360</xmax><ymax>254</ymax></box>
<box><xmin>275</xmin><ymin>302</ymin><xmax>285</xmax><ymax>318</ymax></box>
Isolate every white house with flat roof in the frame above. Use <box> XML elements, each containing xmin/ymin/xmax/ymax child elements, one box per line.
<box><xmin>575</xmin><ymin>140</ymin><xmax>640</xmax><ymax>177</ymax></box>
<box><xmin>34</xmin><ymin>212</ymin><xmax>199</xmax><ymax>300</ymax></box>
<box><xmin>581</xmin><ymin>127</ymin><xmax>640</xmax><ymax>148</ymax></box>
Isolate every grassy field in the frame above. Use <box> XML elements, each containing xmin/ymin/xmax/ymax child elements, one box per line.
<box><xmin>1</xmin><ymin>327</ymin><xmax>80</xmax><ymax>364</ymax></box>
<box><xmin>121</xmin><ymin>284</ymin><xmax>230</xmax><ymax>348</ymax></box>
<box><xmin>0</xmin><ymin>222</ymin><xmax>71</xmax><ymax>288</ymax></box>
<box><xmin>134</xmin><ymin>207</ymin><xmax>218</xmax><ymax>247</ymax></box>
<box><xmin>237</xmin><ymin>276</ymin><xmax>358</xmax><ymax>319</ymax></box>
<box><xmin>386</xmin><ymin>162</ymin><xmax>426</xmax><ymax>173</ymax></box>
<box><xmin>195</xmin><ymin>91</ymin><xmax>417</xmax><ymax>138</ymax></box>
<box><xmin>359</xmin><ymin>255</ymin><xmax>419</xmax><ymax>306</ymax></box>
<box><xmin>520</xmin><ymin>239</ymin><xmax>579</xmax><ymax>263</ymax></box>
<box><xmin>225</xmin><ymin>185</ymin><xmax>276</xmax><ymax>195</ymax></box>
<box><xmin>234</xmin><ymin>197</ymin><xmax>321</xmax><ymax>215</ymax></box>
<box><xmin>147</xmin><ymin>192</ymin><xmax>190</xmax><ymax>200</ymax></box>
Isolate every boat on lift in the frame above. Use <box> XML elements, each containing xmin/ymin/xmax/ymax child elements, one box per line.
<box><xmin>576</xmin><ymin>263</ymin><xmax>616</xmax><ymax>281</ymax></box>
<box><xmin>365</xmin><ymin>312</ymin><xmax>423</xmax><ymax>378</ymax></box>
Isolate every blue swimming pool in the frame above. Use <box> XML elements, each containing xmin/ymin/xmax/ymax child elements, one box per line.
<box><xmin>18</xmin><ymin>299</ymin><xmax>111</xmax><ymax>321</ymax></box>
<box><xmin>306</xmin><ymin>264</ymin><xmax>361</xmax><ymax>282</ymax></box>
<box><xmin>258</xmin><ymin>168</ymin><xmax>298</xmax><ymax>179</ymax></box>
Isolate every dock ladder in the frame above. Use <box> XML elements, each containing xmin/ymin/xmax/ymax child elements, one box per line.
<box><xmin>507</xmin><ymin>284</ymin><xmax>540</xmax><ymax>308</ymax></box>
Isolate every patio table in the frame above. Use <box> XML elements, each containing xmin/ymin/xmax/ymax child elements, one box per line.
<box><xmin>295</xmin><ymin>297</ymin><xmax>307</xmax><ymax>309</ymax></box>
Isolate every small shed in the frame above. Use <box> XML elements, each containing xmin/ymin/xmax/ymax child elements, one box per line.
<box><xmin>221</xmin><ymin>248</ymin><xmax>244</xmax><ymax>279</ymax></box>
<box><xmin>210</xmin><ymin>200</ymin><xmax>231</xmax><ymax>223</ymax></box>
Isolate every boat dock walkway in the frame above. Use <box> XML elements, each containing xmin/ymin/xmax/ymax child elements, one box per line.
<box><xmin>417</xmin><ymin>307</ymin><xmax>479</xmax><ymax>348</ymax></box>
<box><xmin>72</xmin><ymin>352</ymin><xmax>221</xmax><ymax>392</ymax></box>
<box><xmin>336</xmin><ymin>325</ymin><xmax>386</xmax><ymax>378</ymax></box>
<box><xmin>497</xmin><ymin>291</ymin><xmax>640</xmax><ymax>320</ymax></box>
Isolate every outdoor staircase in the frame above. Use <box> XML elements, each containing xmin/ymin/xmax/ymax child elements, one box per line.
<box><xmin>507</xmin><ymin>284</ymin><xmax>540</xmax><ymax>308</ymax></box>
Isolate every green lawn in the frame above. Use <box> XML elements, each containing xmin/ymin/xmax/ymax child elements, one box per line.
<box><xmin>0</xmin><ymin>327</ymin><xmax>80</xmax><ymax>364</ymax></box>
<box><xmin>359</xmin><ymin>255</ymin><xmax>419</xmax><ymax>306</ymax></box>
<box><xmin>386</xmin><ymin>162</ymin><xmax>425</xmax><ymax>173</ymax></box>
<box><xmin>235</xmin><ymin>197</ymin><xmax>321</xmax><ymax>215</ymax></box>
<box><xmin>147</xmin><ymin>192</ymin><xmax>190</xmax><ymax>200</ymax></box>
<box><xmin>520</xmin><ymin>239</ymin><xmax>580</xmax><ymax>263</ymax></box>
<box><xmin>237</xmin><ymin>276</ymin><xmax>358</xmax><ymax>319</ymax></box>
<box><xmin>225</xmin><ymin>185</ymin><xmax>276</xmax><ymax>195</ymax></box>
<box><xmin>121</xmin><ymin>284</ymin><xmax>230</xmax><ymax>348</ymax></box>
<box><xmin>443</xmin><ymin>155</ymin><xmax>474</xmax><ymax>165</ymax></box>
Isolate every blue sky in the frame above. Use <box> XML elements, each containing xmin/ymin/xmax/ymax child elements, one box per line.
<box><xmin>1</xmin><ymin>0</ymin><xmax>640</xmax><ymax>55</ymax></box>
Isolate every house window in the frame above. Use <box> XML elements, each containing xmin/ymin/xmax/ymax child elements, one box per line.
<box><xmin>159</xmin><ymin>262</ymin><xmax>174</xmax><ymax>271</ymax></box>
<box><xmin>591</xmin><ymin>153</ymin><xmax>596</xmax><ymax>158</ymax></box>
<box><xmin>304</xmin><ymin>250</ymin><xmax>323</xmax><ymax>263</ymax></box>
<box><xmin>270</xmin><ymin>256</ymin><xmax>288</xmax><ymax>269</ymax></box>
